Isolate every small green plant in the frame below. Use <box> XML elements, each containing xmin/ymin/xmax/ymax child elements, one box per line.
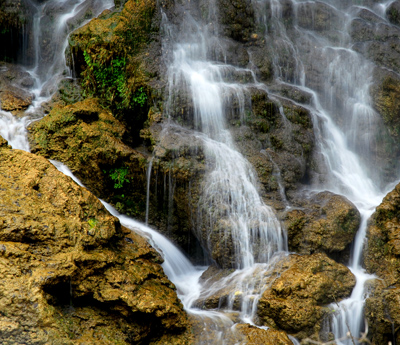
<box><xmin>133</xmin><ymin>87</ymin><xmax>147</xmax><ymax>107</ymax></box>
<box><xmin>88</xmin><ymin>218</ymin><xmax>98</xmax><ymax>229</ymax></box>
<box><xmin>106</xmin><ymin>167</ymin><xmax>130</xmax><ymax>189</ymax></box>
<box><xmin>82</xmin><ymin>50</ymin><xmax>128</xmax><ymax>105</ymax></box>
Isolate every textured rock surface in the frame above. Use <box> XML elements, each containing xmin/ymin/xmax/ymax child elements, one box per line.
<box><xmin>0</xmin><ymin>141</ymin><xmax>192</xmax><ymax>345</ymax></box>
<box><xmin>365</xmin><ymin>183</ymin><xmax>400</xmax><ymax>284</ymax></box>
<box><xmin>285</xmin><ymin>191</ymin><xmax>360</xmax><ymax>257</ymax></box>
<box><xmin>257</xmin><ymin>253</ymin><xmax>355</xmax><ymax>339</ymax></box>
<box><xmin>0</xmin><ymin>63</ymin><xmax>34</xmax><ymax>115</ymax></box>
<box><xmin>364</xmin><ymin>182</ymin><xmax>400</xmax><ymax>345</ymax></box>
<box><xmin>29</xmin><ymin>98</ymin><xmax>147</xmax><ymax>203</ymax></box>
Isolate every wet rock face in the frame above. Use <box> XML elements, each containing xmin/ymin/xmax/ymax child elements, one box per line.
<box><xmin>0</xmin><ymin>0</ymin><xmax>32</xmax><ymax>63</ymax></box>
<box><xmin>365</xmin><ymin>183</ymin><xmax>400</xmax><ymax>285</ymax></box>
<box><xmin>215</xmin><ymin>0</ymin><xmax>255</xmax><ymax>42</ymax></box>
<box><xmin>0</xmin><ymin>141</ymin><xmax>192</xmax><ymax>345</ymax></box>
<box><xmin>350</xmin><ymin>6</ymin><xmax>400</xmax><ymax>74</ymax></box>
<box><xmin>0</xmin><ymin>63</ymin><xmax>34</xmax><ymax>114</ymax></box>
<box><xmin>257</xmin><ymin>253</ymin><xmax>355</xmax><ymax>339</ymax></box>
<box><xmin>232</xmin><ymin>88</ymin><xmax>314</xmax><ymax>208</ymax></box>
<box><xmin>285</xmin><ymin>191</ymin><xmax>361</xmax><ymax>258</ymax></box>
<box><xmin>29</xmin><ymin>98</ymin><xmax>147</xmax><ymax>202</ymax></box>
<box><xmin>387</xmin><ymin>0</ymin><xmax>400</xmax><ymax>26</ymax></box>
<box><xmin>364</xmin><ymin>182</ymin><xmax>400</xmax><ymax>345</ymax></box>
<box><xmin>371</xmin><ymin>72</ymin><xmax>400</xmax><ymax>140</ymax></box>
<box><xmin>296</xmin><ymin>2</ymin><xmax>342</xmax><ymax>33</ymax></box>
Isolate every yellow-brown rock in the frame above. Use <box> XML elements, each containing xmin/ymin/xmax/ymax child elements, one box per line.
<box><xmin>257</xmin><ymin>253</ymin><xmax>355</xmax><ymax>338</ymax></box>
<box><xmin>364</xmin><ymin>182</ymin><xmax>400</xmax><ymax>344</ymax></box>
<box><xmin>189</xmin><ymin>315</ymin><xmax>294</xmax><ymax>345</ymax></box>
<box><xmin>0</xmin><ymin>89</ymin><xmax>32</xmax><ymax>112</ymax></box>
<box><xmin>0</xmin><ymin>142</ymin><xmax>192</xmax><ymax>344</ymax></box>
<box><xmin>29</xmin><ymin>98</ymin><xmax>147</xmax><ymax>203</ymax></box>
<box><xmin>285</xmin><ymin>191</ymin><xmax>360</xmax><ymax>256</ymax></box>
<box><xmin>234</xmin><ymin>324</ymin><xmax>293</xmax><ymax>345</ymax></box>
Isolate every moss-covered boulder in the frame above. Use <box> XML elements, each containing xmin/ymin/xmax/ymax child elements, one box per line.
<box><xmin>67</xmin><ymin>0</ymin><xmax>159</xmax><ymax>138</ymax></box>
<box><xmin>257</xmin><ymin>253</ymin><xmax>355</xmax><ymax>339</ymax></box>
<box><xmin>233</xmin><ymin>324</ymin><xmax>293</xmax><ymax>345</ymax></box>
<box><xmin>0</xmin><ymin>140</ymin><xmax>192</xmax><ymax>344</ymax></box>
<box><xmin>285</xmin><ymin>191</ymin><xmax>360</xmax><ymax>258</ymax></box>
<box><xmin>29</xmin><ymin>98</ymin><xmax>148</xmax><ymax>206</ymax></box>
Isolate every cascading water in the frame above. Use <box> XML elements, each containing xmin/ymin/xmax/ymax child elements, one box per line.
<box><xmin>0</xmin><ymin>0</ymin><xmax>114</xmax><ymax>149</ymax></box>
<box><xmin>2</xmin><ymin>0</ymin><xmax>400</xmax><ymax>344</ymax></box>
<box><xmin>253</xmin><ymin>0</ymin><xmax>399</xmax><ymax>343</ymax></box>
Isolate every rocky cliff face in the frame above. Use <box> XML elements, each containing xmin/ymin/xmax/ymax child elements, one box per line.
<box><xmin>365</xmin><ymin>183</ymin><xmax>400</xmax><ymax>345</ymax></box>
<box><xmin>0</xmin><ymin>137</ymin><xmax>192</xmax><ymax>345</ymax></box>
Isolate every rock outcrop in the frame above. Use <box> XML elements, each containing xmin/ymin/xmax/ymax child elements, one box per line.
<box><xmin>257</xmin><ymin>253</ymin><xmax>355</xmax><ymax>340</ymax></box>
<box><xmin>29</xmin><ymin>98</ymin><xmax>147</xmax><ymax>203</ymax></box>
<box><xmin>192</xmin><ymin>253</ymin><xmax>355</xmax><ymax>342</ymax></box>
<box><xmin>0</xmin><ymin>138</ymin><xmax>192</xmax><ymax>345</ymax></box>
<box><xmin>285</xmin><ymin>191</ymin><xmax>360</xmax><ymax>259</ymax></box>
<box><xmin>364</xmin><ymin>182</ymin><xmax>400</xmax><ymax>345</ymax></box>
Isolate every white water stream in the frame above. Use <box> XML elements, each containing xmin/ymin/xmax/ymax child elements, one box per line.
<box><xmin>1</xmin><ymin>0</ymin><xmax>400</xmax><ymax>344</ymax></box>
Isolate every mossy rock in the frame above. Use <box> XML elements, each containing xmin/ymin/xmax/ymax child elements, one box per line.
<box><xmin>285</xmin><ymin>191</ymin><xmax>361</xmax><ymax>258</ymax></box>
<box><xmin>257</xmin><ymin>253</ymin><xmax>355</xmax><ymax>339</ymax></box>
<box><xmin>0</xmin><ymin>144</ymin><xmax>192</xmax><ymax>344</ymax></box>
<box><xmin>28</xmin><ymin>98</ymin><xmax>148</xmax><ymax>208</ymax></box>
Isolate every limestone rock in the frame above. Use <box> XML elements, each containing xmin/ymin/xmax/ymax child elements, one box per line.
<box><xmin>257</xmin><ymin>253</ymin><xmax>355</xmax><ymax>337</ymax></box>
<box><xmin>285</xmin><ymin>191</ymin><xmax>361</xmax><ymax>257</ymax></box>
<box><xmin>0</xmin><ymin>143</ymin><xmax>192</xmax><ymax>344</ymax></box>
<box><xmin>365</xmin><ymin>183</ymin><xmax>400</xmax><ymax>284</ymax></box>
<box><xmin>29</xmin><ymin>98</ymin><xmax>147</xmax><ymax>205</ymax></box>
<box><xmin>234</xmin><ymin>324</ymin><xmax>293</xmax><ymax>345</ymax></box>
<box><xmin>342</xmin><ymin>180</ymin><xmax>400</xmax><ymax>345</ymax></box>
<box><xmin>0</xmin><ymin>89</ymin><xmax>32</xmax><ymax>112</ymax></box>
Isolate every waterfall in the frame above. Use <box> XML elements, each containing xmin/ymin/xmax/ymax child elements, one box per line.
<box><xmin>2</xmin><ymin>0</ymin><xmax>400</xmax><ymax>344</ymax></box>
<box><xmin>0</xmin><ymin>0</ymin><xmax>114</xmax><ymax>150</ymax></box>
<box><xmin>255</xmin><ymin>0</ymin><xmax>398</xmax><ymax>343</ymax></box>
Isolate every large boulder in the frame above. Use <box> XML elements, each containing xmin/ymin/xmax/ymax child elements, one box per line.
<box><xmin>0</xmin><ymin>139</ymin><xmax>192</xmax><ymax>344</ymax></box>
<box><xmin>285</xmin><ymin>191</ymin><xmax>361</xmax><ymax>258</ymax></box>
<box><xmin>192</xmin><ymin>253</ymin><xmax>355</xmax><ymax>342</ymax></box>
<box><xmin>257</xmin><ymin>253</ymin><xmax>355</xmax><ymax>339</ymax></box>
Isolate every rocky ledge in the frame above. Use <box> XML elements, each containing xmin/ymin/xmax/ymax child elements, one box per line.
<box><xmin>0</xmin><ymin>137</ymin><xmax>192</xmax><ymax>345</ymax></box>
